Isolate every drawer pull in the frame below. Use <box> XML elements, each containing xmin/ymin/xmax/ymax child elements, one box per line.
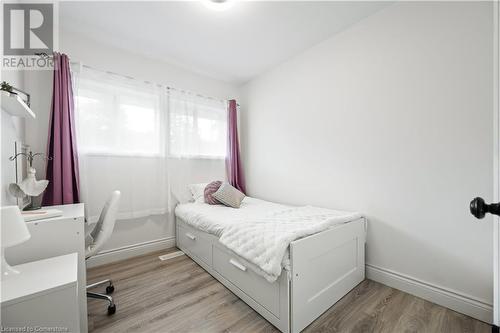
<box><xmin>229</xmin><ymin>258</ymin><xmax>247</xmax><ymax>272</ymax></box>
<box><xmin>185</xmin><ymin>233</ymin><xmax>196</xmax><ymax>241</ymax></box>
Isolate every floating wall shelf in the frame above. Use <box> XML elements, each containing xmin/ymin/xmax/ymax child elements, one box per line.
<box><xmin>1</xmin><ymin>90</ymin><xmax>36</xmax><ymax>119</ymax></box>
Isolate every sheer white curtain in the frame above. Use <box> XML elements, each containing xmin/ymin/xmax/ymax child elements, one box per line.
<box><xmin>167</xmin><ymin>89</ymin><xmax>228</xmax><ymax>203</ymax></box>
<box><xmin>168</xmin><ymin>89</ymin><xmax>227</xmax><ymax>158</ymax></box>
<box><xmin>73</xmin><ymin>66</ymin><xmax>170</xmax><ymax>222</ymax></box>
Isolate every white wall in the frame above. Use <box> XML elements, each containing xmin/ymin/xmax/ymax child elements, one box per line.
<box><xmin>241</xmin><ymin>1</ymin><xmax>494</xmax><ymax>320</ymax></box>
<box><xmin>24</xmin><ymin>30</ymin><xmax>239</xmax><ymax>260</ymax></box>
<box><xmin>23</xmin><ymin>70</ymin><xmax>52</xmax><ymax>191</ymax></box>
<box><xmin>1</xmin><ymin>70</ymin><xmax>26</xmax><ymax>206</ymax></box>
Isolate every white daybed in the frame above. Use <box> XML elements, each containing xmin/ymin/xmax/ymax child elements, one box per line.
<box><xmin>175</xmin><ymin>197</ymin><xmax>366</xmax><ymax>333</ymax></box>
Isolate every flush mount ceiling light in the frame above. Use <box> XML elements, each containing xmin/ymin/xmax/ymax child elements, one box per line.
<box><xmin>202</xmin><ymin>0</ymin><xmax>234</xmax><ymax>11</ymax></box>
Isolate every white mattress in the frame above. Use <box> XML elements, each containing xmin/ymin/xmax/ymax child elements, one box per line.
<box><xmin>175</xmin><ymin>197</ymin><xmax>289</xmax><ymax>237</ymax></box>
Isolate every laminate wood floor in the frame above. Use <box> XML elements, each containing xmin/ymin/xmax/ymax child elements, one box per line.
<box><xmin>87</xmin><ymin>249</ymin><xmax>490</xmax><ymax>333</ymax></box>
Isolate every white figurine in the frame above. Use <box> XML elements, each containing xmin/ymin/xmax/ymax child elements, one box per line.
<box><xmin>9</xmin><ymin>167</ymin><xmax>49</xmax><ymax>198</ymax></box>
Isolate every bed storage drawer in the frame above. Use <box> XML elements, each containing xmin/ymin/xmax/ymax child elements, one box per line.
<box><xmin>177</xmin><ymin>224</ymin><xmax>212</xmax><ymax>266</ymax></box>
<box><xmin>213</xmin><ymin>245</ymin><xmax>280</xmax><ymax>316</ymax></box>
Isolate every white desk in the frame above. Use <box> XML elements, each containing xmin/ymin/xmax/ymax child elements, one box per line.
<box><xmin>1</xmin><ymin>253</ymin><xmax>80</xmax><ymax>332</ymax></box>
<box><xmin>5</xmin><ymin>204</ymin><xmax>88</xmax><ymax>332</ymax></box>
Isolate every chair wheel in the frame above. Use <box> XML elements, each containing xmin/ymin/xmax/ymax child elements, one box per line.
<box><xmin>106</xmin><ymin>285</ymin><xmax>115</xmax><ymax>294</ymax></box>
<box><xmin>107</xmin><ymin>304</ymin><xmax>116</xmax><ymax>315</ymax></box>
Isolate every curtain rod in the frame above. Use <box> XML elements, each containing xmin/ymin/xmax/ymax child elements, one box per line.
<box><xmin>70</xmin><ymin>62</ymin><xmax>238</xmax><ymax>106</ymax></box>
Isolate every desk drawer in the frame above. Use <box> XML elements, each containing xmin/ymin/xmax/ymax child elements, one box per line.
<box><xmin>213</xmin><ymin>245</ymin><xmax>280</xmax><ymax>316</ymax></box>
<box><xmin>177</xmin><ymin>224</ymin><xmax>212</xmax><ymax>266</ymax></box>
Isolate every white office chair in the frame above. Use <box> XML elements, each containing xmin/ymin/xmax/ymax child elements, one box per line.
<box><xmin>85</xmin><ymin>190</ymin><xmax>121</xmax><ymax>315</ymax></box>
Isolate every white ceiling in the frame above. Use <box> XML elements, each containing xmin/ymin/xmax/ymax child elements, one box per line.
<box><xmin>60</xmin><ymin>1</ymin><xmax>390</xmax><ymax>85</ymax></box>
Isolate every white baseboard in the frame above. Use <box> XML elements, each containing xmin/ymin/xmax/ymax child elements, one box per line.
<box><xmin>86</xmin><ymin>237</ymin><xmax>176</xmax><ymax>268</ymax></box>
<box><xmin>366</xmin><ymin>264</ymin><xmax>493</xmax><ymax>324</ymax></box>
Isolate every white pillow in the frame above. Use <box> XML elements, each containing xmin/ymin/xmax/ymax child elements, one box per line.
<box><xmin>188</xmin><ymin>183</ymin><xmax>208</xmax><ymax>203</ymax></box>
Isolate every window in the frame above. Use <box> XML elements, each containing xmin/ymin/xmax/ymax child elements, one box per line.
<box><xmin>73</xmin><ymin>67</ymin><xmax>227</xmax><ymax>159</ymax></box>
<box><xmin>168</xmin><ymin>91</ymin><xmax>227</xmax><ymax>158</ymax></box>
<box><xmin>74</xmin><ymin>73</ymin><xmax>163</xmax><ymax>156</ymax></box>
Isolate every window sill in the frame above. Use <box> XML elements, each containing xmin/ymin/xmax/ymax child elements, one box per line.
<box><xmin>79</xmin><ymin>152</ymin><xmax>226</xmax><ymax>160</ymax></box>
<box><xmin>168</xmin><ymin>154</ymin><xmax>226</xmax><ymax>160</ymax></box>
<box><xmin>79</xmin><ymin>151</ymin><xmax>163</xmax><ymax>158</ymax></box>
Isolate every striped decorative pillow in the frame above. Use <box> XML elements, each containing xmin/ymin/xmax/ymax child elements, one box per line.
<box><xmin>213</xmin><ymin>183</ymin><xmax>245</xmax><ymax>208</ymax></box>
<box><xmin>204</xmin><ymin>181</ymin><xmax>223</xmax><ymax>205</ymax></box>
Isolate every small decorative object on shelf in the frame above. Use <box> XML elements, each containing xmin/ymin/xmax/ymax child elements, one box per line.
<box><xmin>1</xmin><ymin>81</ymin><xmax>14</xmax><ymax>94</ymax></box>
<box><xmin>8</xmin><ymin>151</ymin><xmax>53</xmax><ymax>211</ymax></box>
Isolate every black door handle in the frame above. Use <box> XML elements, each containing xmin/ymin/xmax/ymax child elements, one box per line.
<box><xmin>470</xmin><ymin>197</ymin><xmax>500</xmax><ymax>219</ymax></box>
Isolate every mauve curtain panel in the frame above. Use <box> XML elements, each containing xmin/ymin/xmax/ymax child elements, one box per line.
<box><xmin>226</xmin><ymin>99</ymin><xmax>246</xmax><ymax>194</ymax></box>
<box><xmin>42</xmin><ymin>52</ymin><xmax>80</xmax><ymax>205</ymax></box>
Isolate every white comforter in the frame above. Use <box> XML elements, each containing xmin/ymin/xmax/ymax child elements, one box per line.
<box><xmin>175</xmin><ymin>197</ymin><xmax>362</xmax><ymax>282</ymax></box>
<box><xmin>219</xmin><ymin>206</ymin><xmax>362</xmax><ymax>282</ymax></box>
